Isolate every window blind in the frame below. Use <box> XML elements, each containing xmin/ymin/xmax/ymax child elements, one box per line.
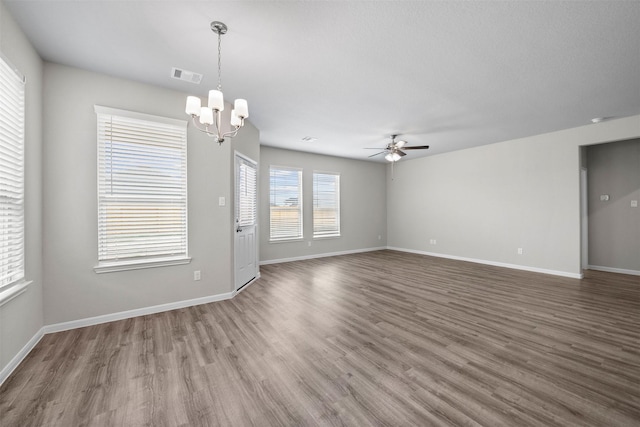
<box><xmin>236</xmin><ymin>157</ymin><xmax>257</xmax><ymax>227</ymax></box>
<box><xmin>0</xmin><ymin>55</ymin><xmax>25</xmax><ymax>290</ymax></box>
<box><xmin>269</xmin><ymin>167</ymin><xmax>302</xmax><ymax>241</ymax></box>
<box><xmin>95</xmin><ymin>106</ymin><xmax>188</xmax><ymax>267</ymax></box>
<box><xmin>313</xmin><ymin>172</ymin><xmax>340</xmax><ymax>238</ymax></box>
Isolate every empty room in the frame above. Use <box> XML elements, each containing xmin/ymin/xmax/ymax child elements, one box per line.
<box><xmin>1</xmin><ymin>1</ymin><xmax>639</xmax><ymax>426</ymax></box>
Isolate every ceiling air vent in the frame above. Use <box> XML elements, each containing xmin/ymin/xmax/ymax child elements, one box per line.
<box><xmin>171</xmin><ymin>67</ymin><xmax>203</xmax><ymax>84</ymax></box>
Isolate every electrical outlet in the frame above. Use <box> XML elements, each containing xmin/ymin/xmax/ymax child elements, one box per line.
<box><xmin>517</xmin><ymin>248</ymin><xmax>523</xmax><ymax>255</ymax></box>
<box><xmin>194</xmin><ymin>270</ymin><xmax>201</xmax><ymax>281</ymax></box>
<box><xmin>430</xmin><ymin>239</ymin><xmax>437</xmax><ymax>245</ymax></box>
<box><xmin>632</xmin><ymin>200</ymin><xmax>638</xmax><ymax>208</ymax></box>
<box><xmin>378</xmin><ymin>235</ymin><xmax>382</xmax><ymax>240</ymax></box>
<box><xmin>308</xmin><ymin>241</ymin><xmax>312</xmax><ymax>247</ymax></box>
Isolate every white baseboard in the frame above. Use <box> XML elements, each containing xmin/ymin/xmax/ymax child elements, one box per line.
<box><xmin>259</xmin><ymin>246</ymin><xmax>387</xmax><ymax>265</ymax></box>
<box><xmin>387</xmin><ymin>246</ymin><xmax>583</xmax><ymax>279</ymax></box>
<box><xmin>2</xmin><ymin>282</ymin><xmax>264</xmax><ymax>387</ymax></box>
<box><xmin>588</xmin><ymin>265</ymin><xmax>640</xmax><ymax>276</ymax></box>
<box><xmin>0</xmin><ymin>326</ymin><xmax>45</xmax><ymax>386</ymax></box>
<box><xmin>44</xmin><ymin>291</ymin><xmax>235</xmax><ymax>334</ymax></box>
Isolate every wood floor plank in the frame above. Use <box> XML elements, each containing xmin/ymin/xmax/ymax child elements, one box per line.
<box><xmin>1</xmin><ymin>250</ymin><xmax>639</xmax><ymax>426</ymax></box>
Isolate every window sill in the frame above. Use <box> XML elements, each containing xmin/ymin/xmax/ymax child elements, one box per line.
<box><xmin>94</xmin><ymin>256</ymin><xmax>191</xmax><ymax>274</ymax></box>
<box><xmin>313</xmin><ymin>235</ymin><xmax>341</xmax><ymax>240</ymax></box>
<box><xmin>269</xmin><ymin>238</ymin><xmax>304</xmax><ymax>244</ymax></box>
<box><xmin>0</xmin><ymin>280</ymin><xmax>33</xmax><ymax>307</ymax></box>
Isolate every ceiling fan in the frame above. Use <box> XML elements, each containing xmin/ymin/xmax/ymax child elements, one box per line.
<box><xmin>366</xmin><ymin>135</ymin><xmax>429</xmax><ymax>162</ymax></box>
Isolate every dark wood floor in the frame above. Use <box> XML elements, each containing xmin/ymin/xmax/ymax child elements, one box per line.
<box><xmin>1</xmin><ymin>250</ymin><xmax>639</xmax><ymax>426</ymax></box>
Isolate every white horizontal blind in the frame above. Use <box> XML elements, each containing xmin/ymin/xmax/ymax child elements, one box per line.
<box><xmin>269</xmin><ymin>166</ymin><xmax>302</xmax><ymax>241</ymax></box>
<box><xmin>236</xmin><ymin>157</ymin><xmax>257</xmax><ymax>227</ymax></box>
<box><xmin>0</xmin><ymin>55</ymin><xmax>25</xmax><ymax>289</ymax></box>
<box><xmin>313</xmin><ymin>172</ymin><xmax>340</xmax><ymax>238</ymax></box>
<box><xmin>96</xmin><ymin>107</ymin><xmax>188</xmax><ymax>265</ymax></box>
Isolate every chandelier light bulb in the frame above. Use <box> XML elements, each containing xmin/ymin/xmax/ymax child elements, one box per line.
<box><xmin>234</xmin><ymin>99</ymin><xmax>249</xmax><ymax>118</ymax></box>
<box><xmin>199</xmin><ymin>107</ymin><xmax>214</xmax><ymax>125</ymax></box>
<box><xmin>185</xmin><ymin>96</ymin><xmax>201</xmax><ymax>115</ymax></box>
<box><xmin>230</xmin><ymin>110</ymin><xmax>242</xmax><ymax>127</ymax></box>
<box><xmin>208</xmin><ymin>90</ymin><xmax>224</xmax><ymax>111</ymax></box>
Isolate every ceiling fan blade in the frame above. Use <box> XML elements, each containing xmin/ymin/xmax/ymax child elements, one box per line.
<box><xmin>402</xmin><ymin>145</ymin><xmax>430</xmax><ymax>150</ymax></box>
<box><xmin>364</xmin><ymin>147</ymin><xmax>386</xmax><ymax>149</ymax></box>
<box><xmin>368</xmin><ymin>151</ymin><xmax>386</xmax><ymax>158</ymax></box>
<box><xmin>397</xmin><ymin>150</ymin><xmax>407</xmax><ymax>157</ymax></box>
<box><xmin>395</xmin><ymin>140</ymin><xmax>407</xmax><ymax>148</ymax></box>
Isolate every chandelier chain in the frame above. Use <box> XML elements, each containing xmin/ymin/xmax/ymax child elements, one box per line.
<box><xmin>217</xmin><ymin>31</ymin><xmax>222</xmax><ymax>91</ymax></box>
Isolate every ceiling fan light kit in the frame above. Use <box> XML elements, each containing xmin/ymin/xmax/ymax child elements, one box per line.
<box><xmin>185</xmin><ymin>21</ymin><xmax>249</xmax><ymax>144</ymax></box>
<box><xmin>385</xmin><ymin>152</ymin><xmax>402</xmax><ymax>162</ymax></box>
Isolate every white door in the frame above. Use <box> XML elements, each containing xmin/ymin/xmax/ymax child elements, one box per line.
<box><xmin>234</xmin><ymin>153</ymin><xmax>258</xmax><ymax>291</ymax></box>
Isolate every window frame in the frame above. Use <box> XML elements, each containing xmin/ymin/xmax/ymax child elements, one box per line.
<box><xmin>94</xmin><ymin>105</ymin><xmax>190</xmax><ymax>273</ymax></box>
<box><xmin>0</xmin><ymin>52</ymin><xmax>28</xmax><ymax>303</ymax></box>
<box><xmin>269</xmin><ymin>165</ymin><xmax>303</xmax><ymax>242</ymax></box>
<box><xmin>312</xmin><ymin>171</ymin><xmax>341</xmax><ymax>239</ymax></box>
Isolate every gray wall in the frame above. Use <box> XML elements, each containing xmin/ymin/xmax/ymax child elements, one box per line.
<box><xmin>42</xmin><ymin>63</ymin><xmax>259</xmax><ymax>325</ymax></box>
<box><xmin>587</xmin><ymin>139</ymin><xmax>640</xmax><ymax>272</ymax></box>
<box><xmin>387</xmin><ymin>116</ymin><xmax>640</xmax><ymax>277</ymax></box>
<box><xmin>260</xmin><ymin>146</ymin><xmax>387</xmax><ymax>262</ymax></box>
<box><xmin>0</xmin><ymin>2</ymin><xmax>44</xmax><ymax>373</ymax></box>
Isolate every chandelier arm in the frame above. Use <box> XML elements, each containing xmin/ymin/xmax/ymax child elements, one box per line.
<box><xmin>190</xmin><ymin>116</ymin><xmax>215</xmax><ymax>135</ymax></box>
<box><xmin>190</xmin><ymin>115</ymin><xmax>224</xmax><ymax>143</ymax></box>
<box><xmin>221</xmin><ymin>118</ymin><xmax>245</xmax><ymax>139</ymax></box>
<box><xmin>221</xmin><ymin>126</ymin><xmax>242</xmax><ymax>140</ymax></box>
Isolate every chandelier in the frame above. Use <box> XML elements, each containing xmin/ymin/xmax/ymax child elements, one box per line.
<box><xmin>185</xmin><ymin>21</ymin><xmax>249</xmax><ymax>144</ymax></box>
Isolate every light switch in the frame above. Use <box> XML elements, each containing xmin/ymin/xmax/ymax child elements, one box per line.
<box><xmin>632</xmin><ymin>200</ymin><xmax>638</xmax><ymax>208</ymax></box>
<box><xmin>218</xmin><ymin>196</ymin><xmax>226</xmax><ymax>206</ymax></box>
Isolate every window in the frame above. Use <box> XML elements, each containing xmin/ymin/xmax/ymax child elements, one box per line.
<box><xmin>269</xmin><ymin>167</ymin><xmax>302</xmax><ymax>241</ymax></box>
<box><xmin>95</xmin><ymin>106</ymin><xmax>189</xmax><ymax>272</ymax></box>
<box><xmin>236</xmin><ymin>156</ymin><xmax>257</xmax><ymax>227</ymax></box>
<box><xmin>313</xmin><ymin>172</ymin><xmax>340</xmax><ymax>238</ymax></box>
<box><xmin>0</xmin><ymin>54</ymin><xmax>25</xmax><ymax>291</ymax></box>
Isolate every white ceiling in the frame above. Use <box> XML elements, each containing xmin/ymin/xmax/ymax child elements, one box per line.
<box><xmin>5</xmin><ymin>0</ymin><xmax>640</xmax><ymax>162</ymax></box>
